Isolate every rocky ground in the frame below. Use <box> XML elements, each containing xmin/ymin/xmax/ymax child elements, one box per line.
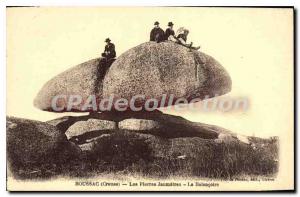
<box><xmin>7</xmin><ymin>110</ymin><xmax>278</xmax><ymax>180</ymax></box>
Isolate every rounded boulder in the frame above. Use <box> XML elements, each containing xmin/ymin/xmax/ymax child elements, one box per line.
<box><xmin>102</xmin><ymin>41</ymin><xmax>232</xmax><ymax>107</ymax></box>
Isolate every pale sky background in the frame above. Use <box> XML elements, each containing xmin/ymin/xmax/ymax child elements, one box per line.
<box><xmin>7</xmin><ymin>7</ymin><xmax>293</xmax><ymax>139</ymax></box>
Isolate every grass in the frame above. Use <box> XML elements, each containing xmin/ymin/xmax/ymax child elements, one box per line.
<box><xmin>7</xmin><ymin>130</ymin><xmax>278</xmax><ymax>180</ymax></box>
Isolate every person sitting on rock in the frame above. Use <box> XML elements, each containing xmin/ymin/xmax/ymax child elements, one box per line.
<box><xmin>150</xmin><ymin>21</ymin><xmax>165</xmax><ymax>43</ymax></box>
<box><xmin>100</xmin><ymin>38</ymin><xmax>116</xmax><ymax>67</ymax></box>
<box><xmin>176</xmin><ymin>28</ymin><xmax>200</xmax><ymax>50</ymax></box>
<box><xmin>165</xmin><ymin>22</ymin><xmax>177</xmax><ymax>42</ymax></box>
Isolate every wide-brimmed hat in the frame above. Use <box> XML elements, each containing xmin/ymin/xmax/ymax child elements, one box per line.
<box><xmin>154</xmin><ymin>21</ymin><xmax>159</xmax><ymax>25</ymax></box>
<box><xmin>168</xmin><ymin>22</ymin><xmax>174</xmax><ymax>26</ymax></box>
<box><xmin>105</xmin><ymin>38</ymin><xmax>111</xmax><ymax>42</ymax></box>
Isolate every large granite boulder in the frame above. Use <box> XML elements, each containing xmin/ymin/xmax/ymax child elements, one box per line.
<box><xmin>34</xmin><ymin>58</ymin><xmax>102</xmax><ymax>112</ymax></box>
<box><xmin>103</xmin><ymin>41</ymin><xmax>231</xmax><ymax>106</ymax></box>
<box><xmin>34</xmin><ymin>42</ymin><xmax>231</xmax><ymax>112</ymax></box>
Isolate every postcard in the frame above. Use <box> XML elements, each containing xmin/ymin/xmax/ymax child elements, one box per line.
<box><xmin>6</xmin><ymin>6</ymin><xmax>294</xmax><ymax>191</ymax></box>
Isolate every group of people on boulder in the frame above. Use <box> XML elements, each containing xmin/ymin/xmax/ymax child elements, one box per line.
<box><xmin>150</xmin><ymin>21</ymin><xmax>200</xmax><ymax>50</ymax></box>
<box><xmin>99</xmin><ymin>21</ymin><xmax>200</xmax><ymax>68</ymax></box>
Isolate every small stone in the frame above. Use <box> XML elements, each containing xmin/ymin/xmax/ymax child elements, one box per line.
<box><xmin>85</xmin><ymin>134</ymin><xmax>111</xmax><ymax>143</ymax></box>
<box><xmin>78</xmin><ymin>134</ymin><xmax>111</xmax><ymax>151</ymax></box>
<box><xmin>237</xmin><ymin>134</ymin><xmax>250</xmax><ymax>144</ymax></box>
<box><xmin>78</xmin><ymin>142</ymin><xmax>95</xmax><ymax>151</ymax></box>
<box><xmin>65</xmin><ymin>119</ymin><xmax>117</xmax><ymax>139</ymax></box>
<box><xmin>119</xmin><ymin>119</ymin><xmax>160</xmax><ymax>131</ymax></box>
<box><xmin>216</xmin><ymin>133</ymin><xmax>236</xmax><ymax>143</ymax></box>
<box><xmin>7</xmin><ymin>121</ymin><xmax>17</xmax><ymax>129</ymax></box>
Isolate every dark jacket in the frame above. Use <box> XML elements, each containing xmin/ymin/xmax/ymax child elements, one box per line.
<box><xmin>103</xmin><ymin>43</ymin><xmax>116</xmax><ymax>59</ymax></box>
<box><xmin>165</xmin><ymin>28</ymin><xmax>175</xmax><ymax>40</ymax></box>
<box><xmin>150</xmin><ymin>27</ymin><xmax>165</xmax><ymax>43</ymax></box>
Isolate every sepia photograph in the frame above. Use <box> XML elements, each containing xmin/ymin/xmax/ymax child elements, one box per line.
<box><xmin>5</xmin><ymin>6</ymin><xmax>294</xmax><ymax>191</ymax></box>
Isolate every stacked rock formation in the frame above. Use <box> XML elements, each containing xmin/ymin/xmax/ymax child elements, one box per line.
<box><xmin>7</xmin><ymin>41</ymin><xmax>278</xmax><ymax>179</ymax></box>
<box><xmin>33</xmin><ymin>41</ymin><xmax>234</xmax><ymax>150</ymax></box>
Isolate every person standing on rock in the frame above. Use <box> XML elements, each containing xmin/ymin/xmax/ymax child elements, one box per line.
<box><xmin>150</xmin><ymin>21</ymin><xmax>165</xmax><ymax>43</ymax></box>
<box><xmin>165</xmin><ymin>22</ymin><xmax>177</xmax><ymax>42</ymax></box>
<box><xmin>176</xmin><ymin>28</ymin><xmax>200</xmax><ymax>50</ymax></box>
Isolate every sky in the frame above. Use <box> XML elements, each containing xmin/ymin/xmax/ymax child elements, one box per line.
<box><xmin>6</xmin><ymin>7</ymin><xmax>293</xmax><ymax>138</ymax></box>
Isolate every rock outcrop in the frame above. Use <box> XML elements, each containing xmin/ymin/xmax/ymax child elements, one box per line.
<box><xmin>7</xmin><ymin>117</ymin><xmax>81</xmax><ymax>178</ymax></box>
<box><xmin>43</xmin><ymin>110</ymin><xmax>240</xmax><ymax>152</ymax></box>
<box><xmin>6</xmin><ymin>113</ymin><xmax>278</xmax><ymax>179</ymax></box>
<box><xmin>7</xmin><ymin>117</ymin><xmax>67</xmax><ymax>162</ymax></box>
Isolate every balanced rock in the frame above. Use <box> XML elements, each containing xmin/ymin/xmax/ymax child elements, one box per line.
<box><xmin>119</xmin><ymin>119</ymin><xmax>160</xmax><ymax>131</ymax></box>
<box><xmin>34</xmin><ymin>41</ymin><xmax>231</xmax><ymax>112</ymax></box>
<box><xmin>34</xmin><ymin>58</ymin><xmax>102</xmax><ymax>112</ymax></box>
<box><xmin>103</xmin><ymin>41</ymin><xmax>231</xmax><ymax>107</ymax></box>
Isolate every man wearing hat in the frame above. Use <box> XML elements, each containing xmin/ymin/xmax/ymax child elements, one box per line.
<box><xmin>100</xmin><ymin>38</ymin><xmax>116</xmax><ymax>68</ymax></box>
<box><xmin>150</xmin><ymin>21</ymin><xmax>165</xmax><ymax>43</ymax></box>
<box><xmin>165</xmin><ymin>22</ymin><xmax>176</xmax><ymax>41</ymax></box>
<box><xmin>102</xmin><ymin>38</ymin><xmax>116</xmax><ymax>60</ymax></box>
